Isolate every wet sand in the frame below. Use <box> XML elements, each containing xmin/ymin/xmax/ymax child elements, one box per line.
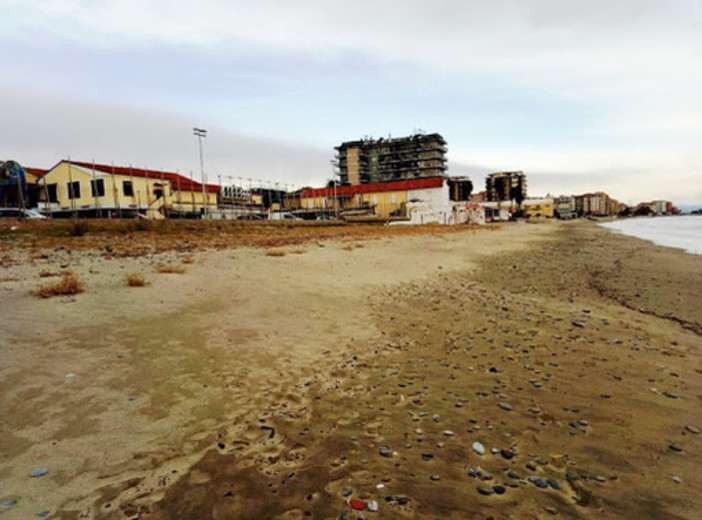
<box><xmin>0</xmin><ymin>220</ymin><xmax>700</xmax><ymax>519</ymax></box>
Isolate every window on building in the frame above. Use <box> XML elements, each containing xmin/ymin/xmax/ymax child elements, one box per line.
<box><xmin>91</xmin><ymin>178</ymin><xmax>105</xmax><ymax>197</ymax></box>
<box><xmin>67</xmin><ymin>181</ymin><xmax>81</xmax><ymax>199</ymax></box>
<box><xmin>123</xmin><ymin>180</ymin><xmax>134</xmax><ymax>197</ymax></box>
<box><xmin>46</xmin><ymin>183</ymin><xmax>58</xmax><ymax>203</ymax></box>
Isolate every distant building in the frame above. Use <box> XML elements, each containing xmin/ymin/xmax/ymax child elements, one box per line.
<box><xmin>300</xmin><ymin>177</ymin><xmax>445</xmax><ymax>220</ymax></box>
<box><xmin>478</xmin><ymin>201</ymin><xmax>513</xmax><ymax>222</ymax></box>
<box><xmin>299</xmin><ymin>176</ymin><xmax>477</xmax><ymax>224</ymax></box>
<box><xmin>554</xmin><ymin>195</ymin><xmax>577</xmax><ymax>219</ymax></box>
<box><xmin>574</xmin><ymin>191</ymin><xmax>624</xmax><ymax>217</ymax></box>
<box><xmin>469</xmin><ymin>191</ymin><xmax>487</xmax><ymax>203</ymax></box>
<box><xmin>335</xmin><ymin>133</ymin><xmax>448</xmax><ymax>186</ymax></box>
<box><xmin>522</xmin><ymin>198</ymin><xmax>554</xmax><ymax>218</ymax></box>
<box><xmin>447</xmin><ymin>177</ymin><xmax>473</xmax><ymax>201</ymax></box>
<box><xmin>652</xmin><ymin>200</ymin><xmax>667</xmax><ymax>215</ymax></box>
<box><xmin>485</xmin><ymin>171</ymin><xmax>527</xmax><ymax>203</ymax></box>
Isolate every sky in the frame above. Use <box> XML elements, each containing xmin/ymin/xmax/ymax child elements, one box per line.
<box><xmin>1</xmin><ymin>0</ymin><xmax>701</xmax><ymax>205</ymax></box>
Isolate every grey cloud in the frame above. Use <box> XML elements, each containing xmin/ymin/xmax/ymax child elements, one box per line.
<box><xmin>0</xmin><ymin>88</ymin><xmax>331</xmax><ymax>188</ymax></box>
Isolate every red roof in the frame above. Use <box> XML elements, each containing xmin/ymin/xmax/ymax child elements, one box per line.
<box><xmin>302</xmin><ymin>177</ymin><xmax>445</xmax><ymax>198</ymax></box>
<box><xmin>69</xmin><ymin>160</ymin><xmax>220</xmax><ymax>194</ymax></box>
<box><xmin>25</xmin><ymin>167</ymin><xmax>49</xmax><ymax>178</ymax></box>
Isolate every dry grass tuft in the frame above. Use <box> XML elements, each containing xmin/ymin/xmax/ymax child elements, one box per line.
<box><xmin>0</xmin><ymin>276</ymin><xmax>20</xmax><ymax>282</ymax></box>
<box><xmin>290</xmin><ymin>249</ymin><xmax>307</xmax><ymax>255</ymax></box>
<box><xmin>36</xmin><ymin>273</ymin><xmax>84</xmax><ymax>298</ymax></box>
<box><xmin>181</xmin><ymin>257</ymin><xmax>195</xmax><ymax>264</ymax></box>
<box><xmin>39</xmin><ymin>270</ymin><xmax>60</xmax><ymax>278</ymax></box>
<box><xmin>155</xmin><ymin>263</ymin><xmax>186</xmax><ymax>274</ymax></box>
<box><xmin>266</xmin><ymin>250</ymin><xmax>286</xmax><ymax>257</ymax></box>
<box><xmin>342</xmin><ymin>245</ymin><xmax>354</xmax><ymax>251</ymax></box>
<box><xmin>126</xmin><ymin>273</ymin><xmax>149</xmax><ymax>287</ymax></box>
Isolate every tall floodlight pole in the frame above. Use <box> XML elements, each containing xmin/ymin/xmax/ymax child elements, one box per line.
<box><xmin>193</xmin><ymin>127</ymin><xmax>207</xmax><ymax>218</ymax></box>
<box><xmin>330</xmin><ymin>159</ymin><xmax>338</xmax><ymax>219</ymax></box>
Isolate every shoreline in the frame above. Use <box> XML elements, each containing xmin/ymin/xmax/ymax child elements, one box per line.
<box><xmin>599</xmin><ymin>215</ymin><xmax>701</xmax><ymax>256</ymax></box>
<box><xmin>1</xmin><ymin>221</ymin><xmax>700</xmax><ymax>519</ymax></box>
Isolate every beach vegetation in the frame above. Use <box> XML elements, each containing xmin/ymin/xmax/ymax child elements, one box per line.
<box><xmin>155</xmin><ymin>263</ymin><xmax>186</xmax><ymax>274</ymax></box>
<box><xmin>126</xmin><ymin>273</ymin><xmax>149</xmax><ymax>286</ymax></box>
<box><xmin>36</xmin><ymin>272</ymin><xmax>84</xmax><ymax>298</ymax></box>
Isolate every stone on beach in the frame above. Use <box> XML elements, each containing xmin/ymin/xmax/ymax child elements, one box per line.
<box><xmin>348</xmin><ymin>498</ymin><xmax>366</xmax><ymax>510</ymax></box>
<box><xmin>379</xmin><ymin>446</ymin><xmax>392</xmax><ymax>457</ymax></box>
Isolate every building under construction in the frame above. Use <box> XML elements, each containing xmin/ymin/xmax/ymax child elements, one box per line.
<box><xmin>486</xmin><ymin>171</ymin><xmax>527</xmax><ymax>203</ymax></box>
<box><xmin>335</xmin><ymin>133</ymin><xmax>447</xmax><ymax>185</ymax></box>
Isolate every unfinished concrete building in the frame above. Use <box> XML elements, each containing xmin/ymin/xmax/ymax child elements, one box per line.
<box><xmin>335</xmin><ymin>133</ymin><xmax>447</xmax><ymax>186</ymax></box>
<box><xmin>486</xmin><ymin>171</ymin><xmax>527</xmax><ymax>203</ymax></box>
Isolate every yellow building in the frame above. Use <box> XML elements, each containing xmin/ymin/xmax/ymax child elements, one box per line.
<box><xmin>522</xmin><ymin>198</ymin><xmax>554</xmax><ymax>218</ymax></box>
<box><xmin>300</xmin><ymin>177</ymin><xmax>445</xmax><ymax>219</ymax></box>
<box><xmin>36</xmin><ymin>160</ymin><xmax>219</xmax><ymax>218</ymax></box>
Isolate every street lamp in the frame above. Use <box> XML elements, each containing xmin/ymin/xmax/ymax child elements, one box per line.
<box><xmin>193</xmin><ymin>127</ymin><xmax>207</xmax><ymax>218</ymax></box>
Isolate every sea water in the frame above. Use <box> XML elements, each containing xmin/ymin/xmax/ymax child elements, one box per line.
<box><xmin>600</xmin><ymin>216</ymin><xmax>702</xmax><ymax>255</ymax></box>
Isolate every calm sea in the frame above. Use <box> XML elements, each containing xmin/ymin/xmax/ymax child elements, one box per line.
<box><xmin>600</xmin><ymin>216</ymin><xmax>702</xmax><ymax>255</ymax></box>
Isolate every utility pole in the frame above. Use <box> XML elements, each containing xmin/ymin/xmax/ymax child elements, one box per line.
<box><xmin>193</xmin><ymin>127</ymin><xmax>207</xmax><ymax>219</ymax></box>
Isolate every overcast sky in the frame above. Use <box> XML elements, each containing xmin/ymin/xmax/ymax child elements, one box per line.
<box><xmin>2</xmin><ymin>0</ymin><xmax>701</xmax><ymax>204</ymax></box>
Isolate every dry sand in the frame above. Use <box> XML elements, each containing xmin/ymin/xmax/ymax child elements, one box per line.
<box><xmin>0</xmin><ymin>220</ymin><xmax>700</xmax><ymax>519</ymax></box>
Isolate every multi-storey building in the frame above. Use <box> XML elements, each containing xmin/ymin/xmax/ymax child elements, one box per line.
<box><xmin>573</xmin><ymin>191</ymin><xmax>626</xmax><ymax>217</ymax></box>
<box><xmin>554</xmin><ymin>195</ymin><xmax>577</xmax><ymax>219</ymax></box>
<box><xmin>485</xmin><ymin>171</ymin><xmax>527</xmax><ymax>203</ymax></box>
<box><xmin>335</xmin><ymin>133</ymin><xmax>448</xmax><ymax>186</ymax></box>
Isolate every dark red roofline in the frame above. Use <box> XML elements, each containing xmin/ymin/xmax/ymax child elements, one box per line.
<box><xmin>68</xmin><ymin>160</ymin><xmax>220</xmax><ymax>194</ymax></box>
<box><xmin>302</xmin><ymin>176</ymin><xmax>445</xmax><ymax>198</ymax></box>
<box><xmin>25</xmin><ymin>167</ymin><xmax>49</xmax><ymax>178</ymax></box>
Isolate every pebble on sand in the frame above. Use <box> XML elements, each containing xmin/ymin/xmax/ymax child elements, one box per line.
<box><xmin>528</xmin><ymin>477</ymin><xmax>548</xmax><ymax>489</ymax></box>
<box><xmin>501</xmin><ymin>449</ymin><xmax>514</xmax><ymax>460</ymax></box>
<box><xmin>472</xmin><ymin>441</ymin><xmax>486</xmax><ymax>455</ymax></box>
<box><xmin>1</xmin><ymin>500</ymin><xmax>18</xmax><ymax>511</ymax></box>
<box><xmin>566</xmin><ymin>471</ymin><xmax>580</xmax><ymax>481</ymax></box>
<box><xmin>498</xmin><ymin>402</ymin><xmax>512</xmax><ymax>411</ymax></box>
<box><xmin>546</xmin><ymin>478</ymin><xmax>562</xmax><ymax>490</ymax></box>
<box><xmin>348</xmin><ymin>498</ymin><xmax>366</xmax><ymax>510</ymax></box>
<box><xmin>379</xmin><ymin>446</ymin><xmax>392</xmax><ymax>457</ymax></box>
<box><xmin>29</xmin><ymin>467</ymin><xmax>49</xmax><ymax>478</ymax></box>
<box><xmin>685</xmin><ymin>425</ymin><xmax>700</xmax><ymax>434</ymax></box>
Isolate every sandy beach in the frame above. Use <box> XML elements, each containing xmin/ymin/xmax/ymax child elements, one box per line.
<box><xmin>1</xmin><ymin>220</ymin><xmax>700</xmax><ymax>519</ymax></box>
